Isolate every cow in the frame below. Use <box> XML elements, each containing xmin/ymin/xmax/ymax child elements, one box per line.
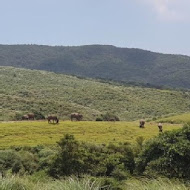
<box><xmin>27</xmin><ymin>113</ymin><xmax>35</xmax><ymax>120</ymax></box>
<box><xmin>158</xmin><ymin>123</ymin><xmax>163</xmax><ymax>132</ymax></box>
<box><xmin>22</xmin><ymin>115</ymin><xmax>29</xmax><ymax>120</ymax></box>
<box><xmin>47</xmin><ymin>115</ymin><xmax>59</xmax><ymax>124</ymax></box>
<box><xmin>139</xmin><ymin>119</ymin><xmax>145</xmax><ymax>128</ymax></box>
<box><xmin>22</xmin><ymin>113</ymin><xmax>35</xmax><ymax>120</ymax></box>
<box><xmin>71</xmin><ymin>113</ymin><xmax>83</xmax><ymax>121</ymax></box>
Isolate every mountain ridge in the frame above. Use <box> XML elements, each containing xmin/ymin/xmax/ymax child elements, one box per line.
<box><xmin>1</xmin><ymin>44</ymin><xmax>190</xmax><ymax>88</ymax></box>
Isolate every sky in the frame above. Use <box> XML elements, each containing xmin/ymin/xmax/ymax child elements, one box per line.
<box><xmin>0</xmin><ymin>0</ymin><xmax>190</xmax><ymax>55</ymax></box>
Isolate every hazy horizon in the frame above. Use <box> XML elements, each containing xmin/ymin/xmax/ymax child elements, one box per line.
<box><xmin>0</xmin><ymin>0</ymin><xmax>190</xmax><ymax>55</ymax></box>
<box><xmin>0</xmin><ymin>43</ymin><xmax>189</xmax><ymax>57</ymax></box>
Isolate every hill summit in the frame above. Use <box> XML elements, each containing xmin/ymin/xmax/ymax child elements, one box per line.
<box><xmin>0</xmin><ymin>44</ymin><xmax>190</xmax><ymax>89</ymax></box>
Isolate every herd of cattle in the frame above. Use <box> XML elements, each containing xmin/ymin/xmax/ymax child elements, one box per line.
<box><xmin>139</xmin><ymin>119</ymin><xmax>163</xmax><ymax>132</ymax></box>
<box><xmin>22</xmin><ymin>113</ymin><xmax>83</xmax><ymax>123</ymax></box>
<box><xmin>22</xmin><ymin>113</ymin><xmax>163</xmax><ymax>132</ymax></box>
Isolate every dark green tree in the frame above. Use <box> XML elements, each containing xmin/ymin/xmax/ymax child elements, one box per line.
<box><xmin>49</xmin><ymin>134</ymin><xmax>86</xmax><ymax>177</ymax></box>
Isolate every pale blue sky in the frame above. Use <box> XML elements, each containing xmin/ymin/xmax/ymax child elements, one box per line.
<box><xmin>0</xmin><ymin>0</ymin><xmax>190</xmax><ymax>55</ymax></box>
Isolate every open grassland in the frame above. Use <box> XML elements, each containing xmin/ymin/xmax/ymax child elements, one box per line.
<box><xmin>0</xmin><ymin>121</ymin><xmax>182</xmax><ymax>148</ymax></box>
<box><xmin>158</xmin><ymin>112</ymin><xmax>190</xmax><ymax>124</ymax></box>
<box><xmin>1</xmin><ymin>66</ymin><xmax>190</xmax><ymax>121</ymax></box>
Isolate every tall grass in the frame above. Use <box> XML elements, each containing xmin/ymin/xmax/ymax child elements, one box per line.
<box><xmin>0</xmin><ymin>176</ymin><xmax>190</xmax><ymax>190</ymax></box>
<box><xmin>125</xmin><ymin>178</ymin><xmax>190</xmax><ymax>190</ymax></box>
<box><xmin>0</xmin><ymin>176</ymin><xmax>108</xmax><ymax>190</ymax></box>
<box><xmin>42</xmin><ymin>177</ymin><xmax>108</xmax><ymax>190</ymax></box>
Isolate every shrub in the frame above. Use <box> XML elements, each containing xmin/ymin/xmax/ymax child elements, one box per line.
<box><xmin>0</xmin><ymin>150</ymin><xmax>21</xmax><ymax>176</ymax></box>
<box><xmin>136</xmin><ymin>124</ymin><xmax>190</xmax><ymax>179</ymax></box>
<box><xmin>99</xmin><ymin>113</ymin><xmax>120</xmax><ymax>121</ymax></box>
<box><xmin>111</xmin><ymin>168</ymin><xmax>128</xmax><ymax>181</ymax></box>
<box><xmin>33</xmin><ymin>111</ymin><xmax>45</xmax><ymax>120</ymax></box>
<box><xmin>96</xmin><ymin>117</ymin><xmax>103</xmax><ymax>121</ymax></box>
<box><xmin>99</xmin><ymin>177</ymin><xmax>123</xmax><ymax>190</ymax></box>
<box><xmin>14</xmin><ymin>113</ymin><xmax>23</xmax><ymax>121</ymax></box>
<box><xmin>49</xmin><ymin>134</ymin><xmax>135</xmax><ymax>179</ymax></box>
<box><xmin>49</xmin><ymin>134</ymin><xmax>86</xmax><ymax>177</ymax></box>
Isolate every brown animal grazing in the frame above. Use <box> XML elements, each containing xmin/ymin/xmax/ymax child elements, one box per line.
<box><xmin>22</xmin><ymin>115</ymin><xmax>29</xmax><ymax>120</ymax></box>
<box><xmin>71</xmin><ymin>113</ymin><xmax>83</xmax><ymax>121</ymax></box>
<box><xmin>158</xmin><ymin>123</ymin><xmax>163</xmax><ymax>132</ymax></box>
<box><xmin>47</xmin><ymin>116</ymin><xmax>59</xmax><ymax>124</ymax></box>
<box><xmin>22</xmin><ymin>113</ymin><xmax>35</xmax><ymax>120</ymax></box>
<box><xmin>27</xmin><ymin>113</ymin><xmax>35</xmax><ymax>120</ymax></box>
<box><xmin>139</xmin><ymin>119</ymin><xmax>145</xmax><ymax>128</ymax></box>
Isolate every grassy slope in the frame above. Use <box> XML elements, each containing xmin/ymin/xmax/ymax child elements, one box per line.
<box><xmin>0</xmin><ymin>121</ymin><xmax>181</xmax><ymax>148</ymax></box>
<box><xmin>1</xmin><ymin>45</ymin><xmax>190</xmax><ymax>89</ymax></box>
<box><xmin>1</xmin><ymin>66</ymin><xmax>190</xmax><ymax>121</ymax></box>
<box><xmin>158</xmin><ymin>112</ymin><xmax>190</xmax><ymax>124</ymax></box>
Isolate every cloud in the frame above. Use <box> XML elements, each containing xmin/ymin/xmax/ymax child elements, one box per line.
<box><xmin>140</xmin><ymin>0</ymin><xmax>188</xmax><ymax>22</ymax></box>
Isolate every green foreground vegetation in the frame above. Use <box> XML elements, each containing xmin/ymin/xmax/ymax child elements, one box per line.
<box><xmin>0</xmin><ymin>124</ymin><xmax>189</xmax><ymax>189</ymax></box>
<box><xmin>0</xmin><ymin>121</ymin><xmax>181</xmax><ymax>148</ymax></box>
<box><xmin>0</xmin><ymin>176</ymin><xmax>190</xmax><ymax>190</ymax></box>
<box><xmin>0</xmin><ymin>121</ymin><xmax>189</xmax><ymax>189</ymax></box>
<box><xmin>0</xmin><ymin>176</ymin><xmax>105</xmax><ymax>190</ymax></box>
<box><xmin>124</xmin><ymin>178</ymin><xmax>190</xmax><ymax>190</ymax></box>
<box><xmin>1</xmin><ymin>66</ymin><xmax>190</xmax><ymax>121</ymax></box>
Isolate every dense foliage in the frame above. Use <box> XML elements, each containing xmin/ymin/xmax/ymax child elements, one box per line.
<box><xmin>1</xmin><ymin>45</ymin><xmax>190</xmax><ymax>89</ymax></box>
<box><xmin>49</xmin><ymin>134</ymin><xmax>134</xmax><ymax>180</ymax></box>
<box><xmin>136</xmin><ymin>124</ymin><xmax>190</xmax><ymax>179</ymax></box>
<box><xmin>0</xmin><ymin>134</ymin><xmax>135</xmax><ymax>189</ymax></box>
<box><xmin>1</xmin><ymin>126</ymin><xmax>190</xmax><ymax>189</ymax></box>
<box><xmin>1</xmin><ymin>67</ymin><xmax>190</xmax><ymax>121</ymax></box>
<box><xmin>96</xmin><ymin>113</ymin><xmax>120</xmax><ymax>121</ymax></box>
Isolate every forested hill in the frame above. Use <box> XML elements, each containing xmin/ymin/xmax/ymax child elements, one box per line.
<box><xmin>1</xmin><ymin>44</ymin><xmax>190</xmax><ymax>88</ymax></box>
<box><xmin>1</xmin><ymin>66</ymin><xmax>190</xmax><ymax>121</ymax></box>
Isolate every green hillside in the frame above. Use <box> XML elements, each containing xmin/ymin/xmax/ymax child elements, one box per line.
<box><xmin>1</xmin><ymin>45</ymin><xmax>190</xmax><ymax>88</ymax></box>
<box><xmin>1</xmin><ymin>66</ymin><xmax>190</xmax><ymax>121</ymax></box>
<box><xmin>158</xmin><ymin>112</ymin><xmax>190</xmax><ymax>124</ymax></box>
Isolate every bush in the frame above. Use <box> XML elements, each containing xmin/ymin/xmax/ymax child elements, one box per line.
<box><xmin>0</xmin><ymin>150</ymin><xmax>21</xmax><ymax>176</ymax></box>
<box><xmin>33</xmin><ymin>111</ymin><xmax>45</xmax><ymax>120</ymax></box>
<box><xmin>99</xmin><ymin>177</ymin><xmax>123</xmax><ymax>190</ymax></box>
<box><xmin>111</xmin><ymin>168</ymin><xmax>128</xmax><ymax>181</ymax></box>
<box><xmin>0</xmin><ymin>148</ymin><xmax>43</xmax><ymax>176</ymax></box>
<box><xmin>49</xmin><ymin>134</ymin><xmax>135</xmax><ymax>179</ymax></box>
<box><xmin>98</xmin><ymin>113</ymin><xmax>120</xmax><ymax>121</ymax></box>
<box><xmin>49</xmin><ymin>134</ymin><xmax>86</xmax><ymax>177</ymax></box>
<box><xmin>136</xmin><ymin>124</ymin><xmax>190</xmax><ymax>179</ymax></box>
<box><xmin>96</xmin><ymin>117</ymin><xmax>103</xmax><ymax>121</ymax></box>
<box><xmin>14</xmin><ymin>113</ymin><xmax>23</xmax><ymax>121</ymax></box>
